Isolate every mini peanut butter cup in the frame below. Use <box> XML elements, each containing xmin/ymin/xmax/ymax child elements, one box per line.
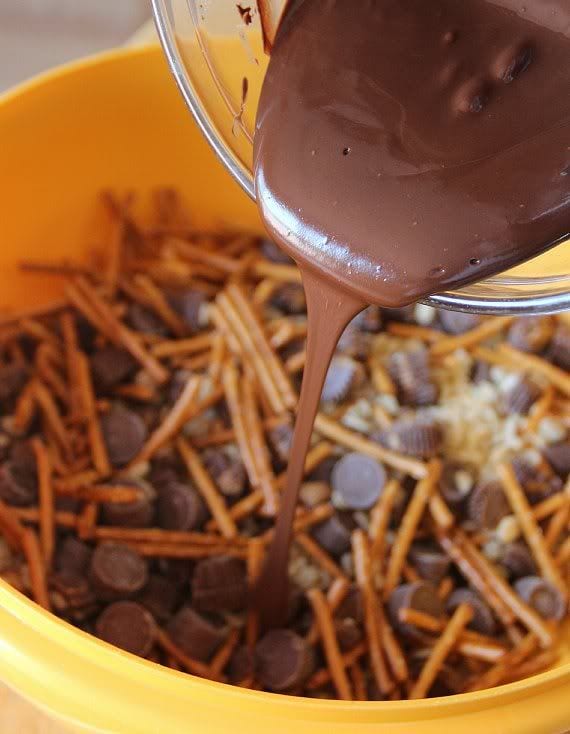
<box><xmin>157</xmin><ymin>480</ymin><xmax>209</xmax><ymax>531</ymax></box>
<box><xmin>0</xmin><ymin>459</ymin><xmax>38</xmax><ymax>506</ymax></box>
<box><xmin>376</xmin><ymin>418</ymin><xmax>443</xmax><ymax>459</ymax></box>
<box><xmin>267</xmin><ymin>423</ymin><xmax>294</xmax><ymax>465</ymax></box>
<box><xmin>334</xmin><ymin>617</ymin><xmax>363</xmax><ymax>651</ymax></box>
<box><xmin>331</xmin><ymin>452</ymin><xmax>386</xmax><ymax>510</ymax></box>
<box><xmin>255</xmin><ymin>629</ymin><xmax>315</xmax><ymax>692</ymax></box>
<box><xmin>500</xmin><ymin>541</ymin><xmax>537</xmax><ymax>579</ymax></box>
<box><xmin>127</xmin><ymin>302</ymin><xmax>169</xmax><ymax>337</ymax></box>
<box><xmin>335</xmin><ymin>585</ymin><xmax>364</xmax><ymax>625</ymax></box>
<box><xmin>438</xmin><ymin>310</ymin><xmax>480</xmax><ymax>335</ymax></box>
<box><xmin>388</xmin><ymin>581</ymin><xmax>444</xmax><ymax>635</ymax></box>
<box><xmin>96</xmin><ymin>601</ymin><xmax>156</xmax><ymax>657</ymax></box>
<box><xmin>546</xmin><ymin>325</ymin><xmax>570</xmax><ymax>370</ymax></box>
<box><xmin>89</xmin><ymin>542</ymin><xmax>149</xmax><ymax>601</ymax></box>
<box><xmin>101</xmin><ymin>405</ymin><xmax>148</xmax><ymax>467</ymax></box>
<box><xmin>101</xmin><ymin>479</ymin><xmax>156</xmax><ymax>529</ymax></box>
<box><xmin>167</xmin><ymin>289</ymin><xmax>206</xmax><ymax>332</ymax></box>
<box><xmin>137</xmin><ymin>573</ymin><xmax>180</xmax><ymax>623</ymax></box>
<box><xmin>192</xmin><ymin>556</ymin><xmax>248</xmax><ymax>613</ymax></box>
<box><xmin>446</xmin><ymin>588</ymin><xmax>497</xmax><ymax>635</ymax></box>
<box><xmin>270</xmin><ymin>283</ymin><xmax>307</xmax><ymax>314</ymax></box>
<box><xmin>409</xmin><ymin>544</ymin><xmax>451</xmax><ymax>584</ymax></box>
<box><xmin>507</xmin><ymin>317</ymin><xmax>554</xmax><ymax>354</ymax></box>
<box><xmin>503</xmin><ymin>377</ymin><xmax>541</xmax><ymax>415</ymax></box>
<box><xmin>321</xmin><ymin>355</ymin><xmax>360</xmax><ymax>403</ymax></box>
<box><xmin>543</xmin><ymin>441</ymin><xmax>570</xmax><ymax>478</ymax></box>
<box><xmin>388</xmin><ymin>348</ymin><xmax>438</xmax><ymax>406</ymax></box>
<box><xmin>311</xmin><ymin>512</ymin><xmax>354</xmax><ymax>557</ymax></box>
<box><xmin>468</xmin><ymin>480</ymin><xmax>510</xmax><ymax>529</ymax></box>
<box><xmin>54</xmin><ymin>536</ymin><xmax>93</xmax><ymax>578</ymax></box>
<box><xmin>202</xmin><ymin>448</ymin><xmax>246</xmax><ymax>498</ymax></box>
<box><xmin>514</xmin><ymin>576</ymin><xmax>566</xmax><ymax>621</ymax></box>
<box><xmin>166</xmin><ymin>606</ymin><xmax>228</xmax><ymax>662</ymax></box>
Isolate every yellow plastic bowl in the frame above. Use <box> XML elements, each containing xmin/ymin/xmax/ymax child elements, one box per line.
<box><xmin>0</xmin><ymin>45</ymin><xmax>569</xmax><ymax>734</ymax></box>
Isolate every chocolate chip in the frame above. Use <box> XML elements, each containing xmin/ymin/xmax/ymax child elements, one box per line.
<box><xmin>260</xmin><ymin>238</ymin><xmax>294</xmax><ymax>265</ymax></box>
<box><xmin>255</xmin><ymin>629</ymin><xmax>315</xmax><ymax>691</ymax></box>
<box><xmin>192</xmin><ymin>556</ymin><xmax>248</xmax><ymax>613</ymax></box>
<box><xmin>446</xmin><ymin>588</ymin><xmax>497</xmax><ymax>635</ymax></box>
<box><xmin>96</xmin><ymin>601</ymin><xmax>156</xmax><ymax>657</ymax></box>
<box><xmin>311</xmin><ymin>512</ymin><xmax>354</xmax><ymax>557</ymax></box>
<box><xmin>202</xmin><ymin>448</ymin><xmax>246</xmax><ymax>499</ymax></box>
<box><xmin>157</xmin><ymin>480</ymin><xmax>209</xmax><ymax>531</ymax></box>
<box><xmin>503</xmin><ymin>376</ymin><xmax>542</xmax><ymax>415</ymax></box>
<box><xmin>101</xmin><ymin>405</ymin><xmax>148</xmax><ymax>467</ymax></box>
<box><xmin>500</xmin><ymin>541</ymin><xmax>537</xmax><ymax>579</ymax></box>
<box><xmin>467</xmin><ymin>481</ymin><xmax>510</xmax><ymax>529</ymax></box>
<box><xmin>0</xmin><ymin>364</ymin><xmax>28</xmax><ymax>404</ymax></box>
<box><xmin>409</xmin><ymin>544</ymin><xmax>451</xmax><ymax>584</ymax></box>
<box><xmin>514</xmin><ymin>576</ymin><xmax>566</xmax><ymax>621</ymax></box>
<box><xmin>331</xmin><ymin>452</ymin><xmax>386</xmax><ymax>510</ymax></box>
<box><xmin>54</xmin><ymin>536</ymin><xmax>93</xmax><ymax>578</ymax></box>
<box><xmin>167</xmin><ymin>289</ymin><xmax>206</xmax><ymax>332</ymax></box>
<box><xmin>166</xmin><ymin>606</ymin><xmax>227</xmax><ymax>662</ymax></box>
<box><xmin>0</xmin><ymin>459</ymin><xmax>38</xmax><ymax>506</ymax></box>
<box><xmin>270</xmin><ymin>283</ymin><xmax>306</xmax><ymax>314</ymax></box>
<box><xmin>439</xmin><ymin>461</ymin><xmax>474</xmax><ymax>508</ymax></box>
<box><xmin>507</xmin><ymin>317</ymin><xmax>554</xmax><ymax>354</ymax></box>
<box><xmin>228</xmin><ymin>645</ymin><xmax>255</xmax><ymax>683</ymax></box>
<box><xmin>136</xmin><ymin>573</ymin><xmax>180</xmax><ymax>623</ymax></box>
<box><xmin>267</xmin><ymin>422</ymin><xmax>294</xmax><ymax>464</ymax></box>
<box><xmin>90</xmin><ymin>346</ymin><xmax>138</xmax><ymax>390</ymax></box>
<box><xmin>471</xmin><ymin>360</ymin><xmax>492</xmax><ymax>384</ymax></box>
<box><xmin>127</xmin><ymin>303</ymin><xmax>169</xmax><ymax>337</ymax></box>
<box><xmin>543</xmin><ymin>441</ymin><xmax>570</xmax><ymax>478</ymax></box>
<box><xmin>546</xmin><ymin>325</ymin><xmax>570</xmax><ymax>370</ymax></box>
<box><xmin>89</xmin><ymin>542</ymin><xmax>149</xmax><ymax>601</ymax></box>
<box><xmin>388</xmin><ymin>582</ymin><xmax>444</xmax><ymax>635</ymax></box>
<box><xmin>388</xmin><ymin>348</ymin><xmax>438</xmax><ymax>406</ymax></box>
<box><xmin>101</xmin><ymin>479</ymin><xmax>156</xmax><ymax>528</ymax></box>
<box><xmin>321</xmin><ymin>355</ymin><xmax>359</xmax><ymax>403</ymax></box>
<box><xmin>335</xmin><ymin>585</ymin><xmax>364</xmax><ymax>625</ymax></box>
<box><xmin>376</xmin><ymin>418</ymin><xmax>443</xmax><ymax>459</ymax></box>
<box><xmin>334</xmin><ymin>617</ymin><xmax>363</xmax><ymax>651</ymax></box>
<box><xmin>438</xmin><ymin>310</ymin><xmax>481</xmax><ymax>335</ymax></box>
<box><xmin>50</xmin><ymin>573</ymin><xmax>98</xmax><ymax>619</ymax></box>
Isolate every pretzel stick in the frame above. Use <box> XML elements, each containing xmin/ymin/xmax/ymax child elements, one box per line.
<box><xmin>296</xmin><ymin>533</ymin><xmax>348</xmax><ymax>581</ymax></box>
<box><xmin>54</xmin><ymin>470</ymin><xmax>102</xmax><ymax>492</ymax></box>
<box><xmin>0</xmin><ymin>499</ymin><xmax>26</xmax><ymax>550</ymax></box>
<box><xmin>65</xmin><ymin>282</ymin><xmax>115</xmax><ymax>341</ymax></box>
<box><xmin>222</xmin><ymin>361</ymin><xmax>261</xmax><ymax>494</ymax></box>
<box><xmin>305</xmin><ymin>577</ymin><xmax>351</xmax><ymax>645</ymax></box>
<box><xmin>352</xmin><ymin>529</ymin><xmax>393</xmax><ymax>696</ymax></box>
<box><xmin>155</xmin><ymin>629</ymin><xmax>225</xmax><ymax>682</ymax></box>
<box><xmin>22</xmin><ymin>528</ymin><xmax>51</xmax><ymax>610</ymax></box>
<box><xmin>170</xmin><ymin>237</ymin><xmax>242</xmax><ymax>274</ymax></box>
<box><xmin>31</xmin><ymin>438</ymin><xmax>54</xmax><ymax>568</ymax></box>
<box><xmin>285</xmin><ymin>350</ymin><xmax>306</xmax><ymax>374</ymax></box>
<box><xmin>387</xmin><ymin>323</ymin><xmax>445</xmax><ymax>343</ymax></box>
<box><xmin>76</xmin><ymin>352</ymin><xmax>111</xmax><ymax>475</ymax></box>
<box><xmin>455</xmin><ymin>529</ymin><xmax>554</xmax><ymax>647</ymax></box>
<box><xmin>499</xmin><ymin>343</ymin><xmax>570</xmax><ymax>397</ymax></box>
<box><xmin>429</xmin><ymin>491</ymin><xmax>455</xmax><ymax>530</ymax></box>
<box><xmin>466</xmin><ymin>633</ymin><xmax>538</xmax><ymax>692</ymax></box>
<box><xmin>305</xmin><ymin>642</ymin><xmax>367</xmax><ymax>690</ymax></box>
<box><xmin>254</xmin><ymin>279</ymin><xmax>279</xmax><ymax>307</ymax></box>
<box><xmin>131</xmin><ymin>274</ymin><xmax>188</xmax><ymax>337</ymax></box>
<box><xmin>72</xmin><ymin>277</ymin><xmax>169</xmax><ymax>384</ymax></box>
<box><xmin>556</xmin><ymin>536</ymin><xmax>570</xmax><ymax>565</ymax></box>
<box><xmin>499</xmin><ymin>462</ymin><xmax>567</xmax><ymax>600</ymax></box>
<box><xmin>430</xmin><ymin>317</ymin><xmax>513</xmax><ymax>356</ymax></box>
<box><xmin>60</xmin><ymin>312</ymin><xmax>82</xmax><ymax>419</ymax></box>
<box><xmin>307</xmin><ymin>588</ymin><xmax>353</xmax><ymax>700</ymax></box>
<box><xmin>503</xmin><ymin>649</ymin><xmax>559</xmax><ymax>684</ymax></box>
<box><xmin>437</xmin><ymin>577</ymin><xmax>455</xmax><ymax>601</ymax></box>
<box><xmin>208</xmin><ymin>333</ymin><xmax>226</xmax><ymax>383</ymax></box>
<box><xmin>33</xmin><ymin>381</ymin><xmax>72</xmax><ymax>458</ymax></box>
<box><xmin>227</xmin><ymin>283</ymin><xmax>297</xmax><ymax>409</ymax></box>
<box><xmin>349</xmin><ymin>662</ymin><xmax>367</xmax><ymax>701</ymax></box>
<box><xmin>369</xmin><ymin>479</ymin><xmax>400</xmax><ymax>576</ymax></box>
<box><xmin>151</xmin><ymin>333</ymin><xmax>213</xmax><ymax>358</ymax></box>
<box><xmin>409</xmin><ymin>603</ymin><xmax>473</xmax><ymax>699</ymax></box>
<box><xmin>12</xmin><ymin>507</ymin><xmax>78</xmax><ymax>530</ymax></box>
<box><xmin>252</xmin><ymin>261</ymin><xmax>302</xmax><ymax>283</ymax></box>
<box><xmin>314</xmin><ymin>413</ymin><xmax>427</xmax><ymax>479</ymax></box>
<box><xmin>0</xmin><ymin>298</ymin><xmax>67</xmax><ymax>327</ymax></box>
<box><xmin>177</xmin><ymin>437</ymin><xmax>237</xmax><ymax>539</ymax></box>
<box><xmin>369</xmin><ymin>361</ymin><xmax>396</xmax><ymax>395</ymax></box>
<box><xmin>13</xmin><ymin>379</ymin><xmax>37</xmax><ymax>434</ymax></box>
<box><xmin>36</xmin><ymin>345</ymin><xmax>68</xmax><ymax>405</ymax></box>
<box><xmin>20</xmin><ymin>319</ymin><xmax>62</xmax><ymax>350</ymax></box>
<box><xmin>130</xmin><ymin>375</ymin><xmax>201</xmax><ymax>466</ymax></box>
<box><xmin>544</xmin><ymin>476</ymin><xmax>570</xmax><ymax>550</ymax></box>
<box><xmin>75</xmin><ymin>486</ymin><xmax>142</xmax><ymax>504</ymax></box>
<box><xmin>246</xmin><ymin>538</ymin><xmax>265</xmax><ymax>650</ymax></box>
<box><xmin>92</xmin><ymin>526</ymin><xmax>246</xmax><ymax>546</ymax></box>
<box><xmin>76</xmin><ymin>502</ymin><xmax>98</xmax><ymax>540</ymax></box>
<box><xmin>209</xmin><ymin>629</ymin><xmax>240</xmax><ymax>677</ymax></box>
<box><xmin>527</xmin><ymin>385</ymin><xmax>555</xmax><ymax>433</ymax></box>
<box><xmin>241</xmin><ymin>373</ymin><xmax>279</xmax><ymax>515</ymax></box>
<box><xmin>209</xmin><ymin>305</ymin><xmax>242</xmax><ymax>356</ymax></box>
<box><xmin>217</xmin><ymin>292</ymin><xmax>286</xmax><ymax>413</ymax></box>
<box><xmin>385</xmin><ymin>460</ymin><xmax>442</xmax><ymax>595</ymax></box>
<box><xmin>260</xmin><ymin>504</ymin><xmax>334</xmax><ymax>545</ymax></box>
<box><xmin>533</xmin><ymin>492</ymin><xmax>569</xmax><ymax>522</ymax></box>
<box><xmin>377</xmin><ymin>604</ymin><xmax>408</xmax><ymax>683</ymax></box>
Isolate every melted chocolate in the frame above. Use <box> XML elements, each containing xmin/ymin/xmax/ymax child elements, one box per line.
<box><xmin>253</xmin><ymin>0</ymin><xmax>570</xmax><ymax>628</ymax></box>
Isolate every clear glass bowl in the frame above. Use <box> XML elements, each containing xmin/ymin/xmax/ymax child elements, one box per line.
<box><xmin>151</xmin><ymin>0</ymin><xmax>570</xmax><ymax>315</ymax></box>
